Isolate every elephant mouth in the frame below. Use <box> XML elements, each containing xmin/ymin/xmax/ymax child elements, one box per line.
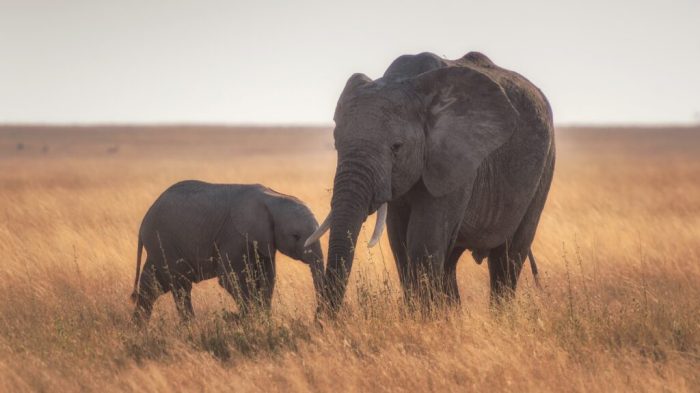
<box><xmin>367</xmin><ymin>200</ymin><xmax>384</xmax><ymax>215</ymax></box>
<box><xmin>305</xmin><ymin>201</ymin><xmax>388</xmax><ymax>250</ymax></box>
<box><xmin>369</xmin><ymin>185</ymin><xmax>392</xmax><ymax>214</ymax></box>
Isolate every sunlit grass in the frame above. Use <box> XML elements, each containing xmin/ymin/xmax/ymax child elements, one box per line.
<box><xmin>0</xmin><ymin>126</ymin><xmax>698</xmax><ymax>392</ymax></box>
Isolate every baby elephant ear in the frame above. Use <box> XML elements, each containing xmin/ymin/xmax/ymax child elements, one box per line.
<box><xmin>411</xmin><ymin>66</ymin><xmax>518</xmax><ymax>197</ymax></box>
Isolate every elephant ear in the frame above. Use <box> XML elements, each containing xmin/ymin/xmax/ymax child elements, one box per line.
<box><xmin>411</xmin><ymin>66</ymin><xmax>518</xmax><ymax>197</ymax></box>
<box><xmin>230</xmin><ymin>197</ymin><xmax>276</xmax><ymax>259</ymax></box>
<box><xmin>334</xmin><ymin>73</ymin><xmax>373</xmax><ymax>121</ymax></box>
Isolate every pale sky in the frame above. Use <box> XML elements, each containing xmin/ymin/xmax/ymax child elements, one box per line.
<box><xmin>1</xmin><ymin>0</ymin><xmax>699</xmax><ymax>125</ymax></box>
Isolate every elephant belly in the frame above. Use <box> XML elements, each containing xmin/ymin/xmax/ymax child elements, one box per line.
<box><xmin>456</xmin><ymin>207</ymin><xmax>518</xmax><ymax>251</ymax></box>
<box><xmin>455</xmin><ymin>163</ymin><xmax>532</xmax><ymax>251</ymax></box>
<box><xmin>188</xmin><ymin>257</ymin><xmax>220</xmax><ymax>283</ymax></box>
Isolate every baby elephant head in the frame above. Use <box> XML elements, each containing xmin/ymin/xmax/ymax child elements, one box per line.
<box><xmin>264</xmin><ymin>190</ymin><xmax>325</xmax><ymax>305</ymax></box>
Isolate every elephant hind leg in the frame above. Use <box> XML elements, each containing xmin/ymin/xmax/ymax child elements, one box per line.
<box><xmin>489</xmin><ymin>147</ymin><xmax>555</xmax><ymax>305</ymax></box>
<box><xmin>487</xmin><ymin>242</ymin><xmax>526</xmax><ymax>305</ymax></box>
<box><xmin>444</xmin><ymin>247</ymin><xmax>465</xmax><ymax>306</ymax></box>
<box><xmin>132</xmin><ymin>260</ymin><xmax>167</xmax><ymax>324</ymax></box>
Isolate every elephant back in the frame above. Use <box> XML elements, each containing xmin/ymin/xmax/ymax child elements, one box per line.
<box><xmin>382</xmin><ymin>52</ymin><xmax>449</xmax><ymax>81</ymax></box>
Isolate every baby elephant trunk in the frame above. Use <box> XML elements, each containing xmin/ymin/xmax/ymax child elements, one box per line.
<box><xmin>302</xmin><ymin>241</ymin><xmax>325</xmax><ymax>308</ymax></box>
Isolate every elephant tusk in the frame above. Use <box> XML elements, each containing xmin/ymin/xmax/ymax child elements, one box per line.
<box><xmin>304</xmin><ymin>212</ymin><xmax>331</xmax><ymax>248</ymax></box>
<box><xmin>367</xmin><ymin>203</ymin><xmax>387</xmax><ymax>248</ymax></box>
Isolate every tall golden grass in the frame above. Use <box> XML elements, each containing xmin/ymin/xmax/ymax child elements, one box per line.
<box><xmin>0</xmin><ymin>125</ymin><xmax>698</xmax><ymax>392</ymax></box>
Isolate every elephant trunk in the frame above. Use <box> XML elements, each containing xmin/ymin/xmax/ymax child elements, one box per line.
<box><xmin>323</xmin><ymin>151</ymin><xmax>387</xmax><ymax>312</ymax></box>
<box><xmin>303</xmin><ymin>241</ymin><xmax>326</xmax><ymax>308</ymax></box>
<box><xmin>324</xmin><ymin>202</ymin><xmax>367</xmax><ymax>311</ymax></box>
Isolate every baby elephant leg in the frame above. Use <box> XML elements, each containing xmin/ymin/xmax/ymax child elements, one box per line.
<box><xmin>133</xmin><ymin>260</ymin><xmax>167</xmax><ymax>324</ymax></box>
<box><xmin>171</xmin><ymin>278</ymin><xmax>194</xmax><ymax>321</ymax></box>
<box><xmin>237</xmin><ymin>254</ymin><xmax>275</xmax><ymax>313</ymax></box>
<box><xmin>216</xmin><ymin>250</ymin><xmax>253</xmax><ymax>315</ymax></box>
<box><xmin>254</xmin><ymin>255</ymin><xmax>276</xmax><ymax>310</ymax></box>
<box><xmin>217</xmin><ymin>256</ymin><xmax>276</xmax><ymax>315</ymax></box>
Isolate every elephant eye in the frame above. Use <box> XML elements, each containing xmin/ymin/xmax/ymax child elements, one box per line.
<box><xmin>391</xmin><ymin>142</ymin><xmax>403</xmax><ymax>154</ymax></box>
<box><xmin>292</xmin><ymin>234</ymin><xmax>301</xmax><ymax>241</ymax></box>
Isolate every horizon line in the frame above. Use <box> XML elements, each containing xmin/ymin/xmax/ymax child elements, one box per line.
<box><xmin>1</xmin><ymin>121</ymin><xmax>699</xmax><ymax>129</ymax></box>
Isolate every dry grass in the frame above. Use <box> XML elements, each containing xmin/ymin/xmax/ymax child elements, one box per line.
<box><xmin>1</xmin><ymin>125</ymin><xmax>699</xmax><ymax>392</ymax></box>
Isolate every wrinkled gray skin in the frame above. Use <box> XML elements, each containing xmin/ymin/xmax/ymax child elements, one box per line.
<box><xmin>320</xmin><ymin>51</ymin><xmax>555</xmax><ymax>311</ymax></box>
<box><xmin>131</xmin><ymin>181</ymin><xmax>324</xmax><ymax>322</ymax></box>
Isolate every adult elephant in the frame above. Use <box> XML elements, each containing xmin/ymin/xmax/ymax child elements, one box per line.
<box><xmin>306</xmin><ymin>51</ymin><xmax>555</xmax><ymax>311</ymax></box>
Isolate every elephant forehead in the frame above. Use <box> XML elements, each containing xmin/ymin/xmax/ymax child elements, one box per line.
<box><xmin>341</xmin><ymin>95</ymin><xmax>398</xmax><ymax>115</ymax></box>
<box><xmin>337</xmin><ymin>92</ymin><xmax>419</xmax><ymax>128</ymax></box>
<box><xmin>342</xmin><ymin>82</ymin><xmax>417</xmax><ymax>109</ymax></box>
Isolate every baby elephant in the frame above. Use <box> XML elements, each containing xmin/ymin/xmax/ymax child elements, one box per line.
<box><xmin>131</xmin><ymin>180</ymin><xmax>325</xmax><ymax>323</ymax></box>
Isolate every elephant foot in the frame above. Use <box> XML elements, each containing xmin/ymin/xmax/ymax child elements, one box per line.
<box><xmin>131</xmin><ymin>307</ymin><xmax>151</xmax><ymax>327</ymax></box>
<box><xmin>222</xmin><ymin>310</ymin><xmax>244</xmax><ymax>324</ymax></box>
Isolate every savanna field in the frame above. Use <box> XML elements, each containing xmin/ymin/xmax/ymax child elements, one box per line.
<box><xmin>0</xmin><ymin>125</ymin><xmax>699</xmax><ymax>392</ymax></box>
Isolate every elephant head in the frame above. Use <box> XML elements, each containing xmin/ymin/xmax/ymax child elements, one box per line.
<box><xmin>263</xmin><ymin>191</ymin><xmax>325</xmax><ymax>305</ymax></box>
<box><xmin>306</xmin><ymin>54</ymin><xmax>519</xmax><ymax>311</ymax></box>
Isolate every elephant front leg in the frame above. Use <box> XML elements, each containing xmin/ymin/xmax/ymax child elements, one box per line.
<box><xmin>217</xmin><ymin>255</ymin><xmax>275</xmax><ymax>316</ymax></box>
<box><xmin>404</xmin><ymin>185</ymin><xmax>467</xmax><ymax>310</ymax></box>
<box><xmin>253</xmin><ymin>255</ymin><xmax>276</xmax><ymax>311</ymax></box>
<box><xmin>403</xmin><ymin>216</ymin><xmax>449</xmax><ymax>308</ymax></box>
<box><xmin>386</xmin><ymin>200</ymin><xmax>411</xmax><ymax>298</ymax></box>
<box><xmin>404</xmin><ymin>234</ymin><xmax>446</xmax><ymax>308</ymax></box>
<box><xmin>218</xmin><ymin>266</ymin><xmax>256</xmax><ymax>315</ymax></box>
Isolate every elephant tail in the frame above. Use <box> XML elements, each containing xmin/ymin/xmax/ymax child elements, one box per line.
<box><xmin>527</xmin><ymin>249</ymin><xmax>541</xmax><ymax>289</ymax></box>
<box><xmin>130</xmin><ymin>236</ymin><xmax>144</xmax><ymax>303</ymax></box>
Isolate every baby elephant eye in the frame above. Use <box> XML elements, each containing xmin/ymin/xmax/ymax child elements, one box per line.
<box><xmin>292</xmin><ymin>234</ymin><xmax>301</xmax><ymax>241</ymax></box>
